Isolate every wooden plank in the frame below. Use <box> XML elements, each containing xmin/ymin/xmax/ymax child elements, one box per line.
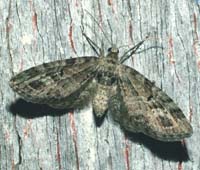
<box><xmin>0</xmin><ymin>0</ymin><xmax>199</xmax><ymax>169</ymax></box>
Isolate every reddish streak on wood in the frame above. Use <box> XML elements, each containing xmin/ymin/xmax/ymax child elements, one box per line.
<box><xmin>69</xmin><ymin>112</ymin><xmax>80</xmax><ymax>170</ymax></box>
<box><xmin>32</xmin><ymin>14</ymin><xmax>37</xmax><ymax>53</ymax></box>
<box><xmin>75</xmin><ymin>0</ymin><xmax>79</xmax><ymax>7</ymax></box>
<box><xmin>197</xmin><ymin>60</ymin><xmax>200</xmax><ymax>71</ymax></box>
<box><xmin>192</xmin><ymin>41</ymin><xmax>200</xmax><ymax>70</ymax></box>
<box><xmin>68</xmin><ymin>24</ymin><xmax>77</xmax><ymax>54</ymax></box>
<box><xmin>192</xmin><ymin>14</ymin><xmax>199</xmax><ymax>57</ymax></box>
<box><xmin>32</xmin><ymin>12</ymin><xmax>37</xmax><ymax>33</ymax></box>
<box><xmin>192</xmin><ymin>13</ymin><xmax>200</xmax><ymax>71</ymax></box>
<box><xmin>23</xmin><ymin>120</ymin><xmax>32</xmax><ymax>139</ymax></box>
<box><xmin>108</xmin><ymin>0</ymin><xmax>115</xmax><ymax>13</ymax></box>
<box><xmin>12</xmin><ymin>159</ymin><xmax>15</xmax><ymax>170</ymax></box>
<box><xmin>124</xmin><ymin>137</ymin><xmax>130</xmax><ymax>170</ymax></box>
<box><xmin>29</xmin><ymin>0</ymin><xmax>37</xmax><ymax>48</ymax></box>
<box><xmin>108</xmin><ymin>0</ymin><xmax>112</xmax><ymax>5</ymax></box>
<box><xmin>189</xmin><ymin>104</ymin><xmax>193</xmax><ymax>122</ymax></box>
<box><xmin>193</xmin><ymin>13</ymin><xmax>198</xmax><ymax>40</ymax></box>
<box><xmin>168</xmin><ymin>36</ymin><xmax>181</xmax><ymax>82</ymax></box>
<box><xmin>97</xmin><ymin>1</ymin><xmax>103</xmax><ymax>28</ymax></box>
<box><xmin>178</xmin><ymin>161</ymin><xmax>183</xmax><ymax>170</ymax></box>
<box><xmin>56</xmin><ymin>132</ymin><xmax>62</xmax><ymax>170</ymax></box>
<box><xmin>193</xmin><ymin>13</ymin><xmax>199</xmax><ymax>48</ymax></box>
<box><xmin>29</xmin><ymin>0</ymin><xmax>37</xmax><ymax>32</ymax></box>
<box><xmin>168</xmin><ymin>36</ymin><xmax>175</xmax><ymax>64</ymax></box>
<box><xmin>192</xmin><ymin>41</ymin><xmax>199</xmax><ymax>57</ymax></box>
<box><xmin>6</xmin><ymin>22</ymin><xmax>12</xmax><ymax>33</ymax></box>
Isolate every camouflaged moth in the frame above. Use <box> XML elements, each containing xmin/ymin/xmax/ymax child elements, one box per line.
<box><xmin>9</xmin><ymin>33</ymin><xmax>192</xmax><ymax>142</ymax></box>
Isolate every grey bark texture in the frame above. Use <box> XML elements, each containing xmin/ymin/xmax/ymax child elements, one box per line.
<box><xmin>0</xmin><ymin>0</ymin><xmax>200</xmax><ymax>170</ymax></box>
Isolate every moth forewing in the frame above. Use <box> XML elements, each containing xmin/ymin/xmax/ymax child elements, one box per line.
<box><xmin>9</xmin><ymin>57</ymin><xmax>99</xmax><ymax>109</ymax></box>
<box><xmin>112</xmin><ymin>64</ymin><xmax>193</xmax><ymax>141</ymax></box>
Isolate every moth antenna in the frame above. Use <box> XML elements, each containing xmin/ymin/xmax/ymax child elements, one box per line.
<box><xmin>84</xmin><ymin>9</ymin><xmax>112</xmax><ymax>45</ymax></box>
<box><xmin>120</xmin><ymin>34</ymin><xmax>150</xmax><ymax>63</ymax></box>
<box><xmin>118</xmin><ymin>45</ymin><xmax>129</xmax><ymax>49</ymax></box>
<box><xmin>134</xmin><ymin>45</ymin><xmax>164</xmax><ymax>54</ymax></box>
<box><xmin>80</xmin><ymin>26</ymin><xmax>100</xmax><ymax>56</ymax></box>
<box><xmin>81</xmin><ymin>21</ymin><xmax>110</xmax><ymax>55</ymax></box>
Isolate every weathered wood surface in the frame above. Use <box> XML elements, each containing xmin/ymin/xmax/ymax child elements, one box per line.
<box><xmin>0</xmin><ymin>0</ymin><xmax>200</xmax><ymax>170</ymax></box>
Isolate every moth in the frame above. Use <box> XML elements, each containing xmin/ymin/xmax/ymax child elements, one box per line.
<box><xmin>9</xmin><ymin>33</ymin><xmax>192</xmax><ymax>142</ymax></box>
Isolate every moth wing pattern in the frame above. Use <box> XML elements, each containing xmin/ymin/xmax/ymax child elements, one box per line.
<box><xmin>9</xmin><ymin>41</ymin><xmax>193</xmax><ymax>141</ymax></box>
<box><xmin>9</xmin><ymin>57</ymin><xmax>99</xmax><ymax>109</ymax></box>
<box><xmin>109</xmin><ymin>64</ymin><xmax>192</xmax><ymax>141</ymax></box>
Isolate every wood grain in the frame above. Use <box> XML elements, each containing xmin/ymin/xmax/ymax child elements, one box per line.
<box><xmin>0</xmin><ymin>0</ymin><xmax>199</xmax><ymax>169</ymax></box>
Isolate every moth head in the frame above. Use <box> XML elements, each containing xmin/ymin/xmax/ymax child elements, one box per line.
<box><xmin>106</xmin><ymin>46</ymin><xmax>119</xmax><ymax>61</ymax></box>
<box><xmin>107</xmin><ymin>46</ymin><xmax>119</xmax><ymax>54</ymax></box>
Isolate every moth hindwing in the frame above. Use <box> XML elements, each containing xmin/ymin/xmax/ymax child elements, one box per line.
<box><xmin>10</xmin><ymin>43</ymin><xmax>192</xmax><ymax>142</ymax></box>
